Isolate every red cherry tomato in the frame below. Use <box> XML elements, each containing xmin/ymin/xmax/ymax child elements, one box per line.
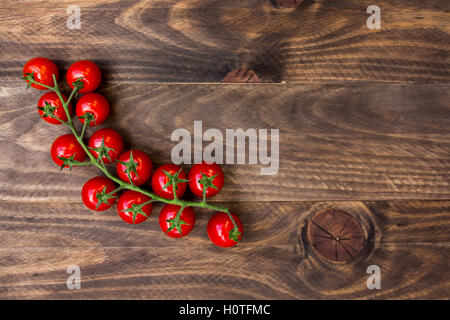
<box><xmin>117</xmin><ymin>190</ymin><xmax>153</xmax><ymax>224</ymax></box>
<box><xmin>207</xmin><ymin>212</ymin><xmax>243</xmax><ymax>248</ymax></box>
<box><xmin>188</xmin><ymin>162</ymin><xmax>225</xmax><ymax>198</ymax></box>
<box><xmin>116</xmin><ymin>150</ymin><xmax>153</xmax><ymax>186</ymax></box>
<box><xmin>81</xmin><ymin>176</ymin><xmax>117</xmax><ymax>211</ymax></box>
<box><xmin>23</xmin><ymin>57</ymin><xmax>59</xmax><ymax>90</ymax></box>
<box><xmin>151</xmin><ymin>164</ymin><xmax>187</xmax><ymax>200</ymax></box>
<box><xmin>159</xmin><ymin>204</ymin><xmax>195</xmax><ymax>238</ymax></box>
<box><xmin>37</xmin><ymin>92</ymin><xmax>72</xmax><ymax>125</ymax></box>
<box><xmin>76</xmin><ymin>93</ymin><xmax>110</xmax><ymax>126</ymax></box>
<box><xmin>88</xmin><ymin>128</ymin><xmax>124</xmax><ymax>164</ymax></box>
<box><xmin>50</xmin><ymin>134</ymin><xmax>86</xmax><ymax>167</ymax></box>
<box><xmin>66</xmin><ymin>60</ymin><xmax>101</xmax><ymax>93</ymax></box>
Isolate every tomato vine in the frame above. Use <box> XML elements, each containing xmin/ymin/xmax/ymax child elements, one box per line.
<box><xmin>23</xmin><ymin>59</ymin><xmax>242</xmax><ymax>247</ymax></box>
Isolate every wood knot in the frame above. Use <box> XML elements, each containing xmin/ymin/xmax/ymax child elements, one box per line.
<box><xmin>307</xmin><ymin>209</ymin><xmax>365</xmax><ymax>263</ymax></box>
<box><xmin>222</xmin><ymin>67</ymin><xmax>260</xmax><ymax>83</ymax></box>
<box><xmin>274</xmin><ymin>0</ymin><xmax>304</xmax><ymax>8</ymax></box>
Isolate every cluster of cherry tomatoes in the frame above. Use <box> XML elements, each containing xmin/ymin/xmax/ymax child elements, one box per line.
<box><xmin>23</xmin><ymin>57</ymin><xmax>243</xmax><ymax>248</ymax></box>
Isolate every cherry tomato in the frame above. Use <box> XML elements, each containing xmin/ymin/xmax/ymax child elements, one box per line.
<box><xmin>76</xmin><ymin>93</ymin><xmax>110</xmax><ymax>126</ymax></box>
<box><xmin>88</xmin><ymin>128</ymin><xmax>124</xmax><ymax>164</ymax></box>
<box><xmin>159</xmin><ymin>204</ymin><xmax>195</xmax><ymax>238</ymax></box>
<box><xmin>207</xmin><ymin>212</ymin><xmax>243</xmax><ymax>248</ymax></box>
<box><xmin>23</xmin><ymin>57</ymin><xmax>59</xmax><ymax>90</ymax></box>
<box><xmin>116</xmin><ymin>150</ymin><xmax>153</xmax><ymax>186</ymax></box>
<box><xmin>188</xmin><ymin>162</ymin><xmax>225</xmax><ymax>198</ymax></box>
<box><xmin>81</xmin><ymin>176</ymin><xmax>117</xmax><ymax>211</ymax></box>
<box><xmin>50</xmin><ymin>134</ymin><xmax>86</xmax><ymax>167</ymax></box>
<box><xmin>117</xmin><ymin>190</ymin><xmax>153</xmax><ymax>224</ymax></box>
<box><xmin>66</xmin><ymin>60</ymin><xmax>101</xmax><ymax>93</ymax></box>
<box><xmin>37</xmin><ymin>92</ymin><xmax>72</xmax><ymax>125</ymax></box>
<box><xmin>151</xmin><ymin>164</ymin><xmax>187</xmax><ymax>200</ymax></box>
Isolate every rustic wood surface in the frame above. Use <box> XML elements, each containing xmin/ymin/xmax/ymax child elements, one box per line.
<box><xmin>0</xmin><ymin>0</ymin><xmax>449</xmax><ymax>83</ymax></box>
<box><xmin>0</xmin><ymin>201</ymin><xmax>449</xmax><ymax>299</ymax></box>
<box><xmin>0</xmin><ymin>0</ymin><xmax>449</xmax><ymax>300</ymax></box>
<box><xmin>1</xmin><ymin>84</ymin><xmax>449</xmax><ymax>202</ymax></box>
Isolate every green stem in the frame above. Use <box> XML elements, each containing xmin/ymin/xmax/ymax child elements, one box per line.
<box><xmin>80</xmin><ymin>119</ymin><xmax>89</xmax><ymax>140</ymax></box>
<box><xmin>28</xmin><ymin>76</ymin><xmax>240</xmax><ymax>240</ymax></box>
<box><xmin>202</xmin><ymin>184</ymin><xmax>207</xmax><ymax>205</ymax></box>
<box><xmin>175</xmin><ymin>206</ymin><xmax>185</xmax><ymax>220</ymax></box>
<box><xmin>172</xmin><ymin>179</ymin><xmax>178</xmax><ymax>201</ymax></box>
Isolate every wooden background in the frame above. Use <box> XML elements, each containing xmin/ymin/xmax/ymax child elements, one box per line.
<box><xmin>0</xmin><ymin>0</ymin><xmax>449</xmax><ymax>299</ymax></box>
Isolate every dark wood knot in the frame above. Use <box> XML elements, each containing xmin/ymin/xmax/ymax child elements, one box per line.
<box><xmin>307</xmin><ymin>209</ymin><xmax>365</xmax><ymax>263</ymax></box>
<box><xmin>274</xmin><ymin>0</ymin><xmax>304</xmax><ymax>8</ymax></box>
<box><xmin>222</xmin><ymin>67</ymin><xmax>260</xmax><ymax>83</ymax></box>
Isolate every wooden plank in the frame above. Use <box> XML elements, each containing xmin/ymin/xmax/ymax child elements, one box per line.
<box><xmin>0</xmin><ymin>200</ymin><xmax>448</xmax><ymax>299</ymax></box>
<box><xmin>0</xmin><ymin>84</ymin><xmax>449</xmax><ymax>202</ymax></box>
<box><xmin>0</xmin><ymin>0</ymin><xmax>448</xmax><ymax>83</ymax></box>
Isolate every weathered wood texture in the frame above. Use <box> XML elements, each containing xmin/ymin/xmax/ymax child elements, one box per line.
<box><xmin>1</xmin><ymin>84</ymin><xmax>449</xmax><ymax>202</ymax></box>
<box><xmin>0</xmin><ymin>0</ymin><xmax>449</xmax><ymax>301</ymax></box>
<box><xmin>0</xmin><ymin>200</ymin><xmax>448</xmax><ymax>299</ymax></box>
<box><xmin>0</xmin><ymin>0</ymin><xmax>449</xmax><ymax>83</ymax></box>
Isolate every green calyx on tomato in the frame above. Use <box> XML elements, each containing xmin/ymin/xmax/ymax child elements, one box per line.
<box><xmin>198</xmin><ymin>172</ymin><xmax>219</xmax><ymax>200</ymax></box>
<box><xmin>117</xmin><ymin>190</ymin><xmax>153</xmax><ymax>225</ymax></box>
<box><xmin>163</xmin><ymin>169</ymin><xmax>189</xmax><ymax>193</ymax></box>
<box><xmin>78</xmin><ymin>111</ymin><xmax>96</xmax><ymax>126</ymax></box>
<box><xmin>228</xmin><ymin>225</ymin><xmax>242</xmax><ymax>242</ymax></box>
<box><xmin>22</xmin><ymin>72</ymin><xmax>35</xmax><ymax>89</ymax></box>
<box><xmin>71</xmin><ymin>78</ymin><xmax>85</xmax><ymax>91</ymax></box>
<box><xmin>88</xmin><ymin>137</ymin><xmax>115</xmax><ymax>164</ymax></box>
<box><xmin>119</xmin><ymin>203</ymin><xmax>149</xmax><ymax>224</ymax></box>
<box><xmin>159</xmin><ymin>205</ymin><xmax>196</xmax><ymax>238</ymax></box>
<box><xmin>95</xmin><ymin>186</ymin><xmax>118</xmax><ymax>210</ymax></box>
<box><xmin>57</xmin><ymin>153</ymin><xmax>86</xmax><ymax>171</ymax></box>
<box><xmin>116</xmin><ymin>150</ymin><xmax>140</xmax><ymax>184</ymax></box>
<box><xmin>166</xmin><ymin>212</ymin><xmax>190</xmax><ymax>235</ymax></box>
<box><xmin>38</xmin><ymin>101</ymin><xmax>57</xmax><ymax>119</ymax></box>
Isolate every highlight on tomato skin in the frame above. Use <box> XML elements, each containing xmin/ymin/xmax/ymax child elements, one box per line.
<box><xmin>117</xmin><ymin>190</ymin><xmax>153</xmax><ymax>224</ymax></box>
<box><xmin>50</xmin><ymin>134</ymin><xmax>86</xmax><ymax>167</ymax></box>
<box><xmin>66</xmin><ymin>60</ymin><xmax>102</xmax><ymax>93</ymax></box>
<box><xmin>82</xmin><ymin>176</ymin><xmax>117</xmax><ymax>211</ymax></box>
<box><xmin>37</xmin><ymin>92</ymin><xmax>72</xmax><ymax>125</ymax></box>
<box><xmin>23</xmin><ymin>57</ymin><xmax>59</xmax><ymax>90</ymax></box>
<box><xmin>88</xmin><ymin>128</ymin><xmax>124</xmax><ymax>164</ymax></box>
<box><xmin>207</xmin><ymin>212</ymin><xmax>243</xmax><ymax>248</ymax></box>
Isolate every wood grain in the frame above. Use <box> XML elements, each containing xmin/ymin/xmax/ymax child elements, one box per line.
<box><xmin>0</xmin><ymin>0</ymin><xmax>449</xmax><ymax>301</ymax></box>
<box><xmin>0</xmin><ymin>0</ymin><xmax>448</xmax><ymax>83</ymax></box>
<box><xmin>1</xmin><ymin>83</ymin><xmax>449</xmax><ymax>202</ymax></box>
<box><xmin>0</xmin><ymin>200</ymin><xmax>448</xmax><ymax>299</ymax></box>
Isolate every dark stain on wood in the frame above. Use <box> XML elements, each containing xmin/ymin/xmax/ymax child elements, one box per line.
<box><xmin>222</xmin><ymin>67</ymin><xmax>260</xmax><ymax>83</ymax></box>
<box><xmin>274</xmin><ymin>0</ymin><xmax>305</xmax><ymax>8</ymax></box>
